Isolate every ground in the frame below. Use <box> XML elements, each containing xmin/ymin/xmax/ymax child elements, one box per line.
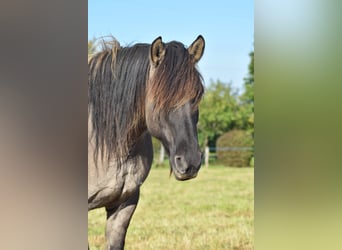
<box><xmin>88</xmin><ymin>166</ymin><xmax>254</xmax><ymax>250</ymax></box>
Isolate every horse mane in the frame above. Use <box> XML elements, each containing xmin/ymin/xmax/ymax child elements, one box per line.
<box><xmin>88</xmin><ymin>38</ymin><xmax>204</xmax><ymax>165</ymax></box>
<box><xmin>88</xmin><ymin>39</ymin><xmax>150</xmax><ymax>164</ymax></box>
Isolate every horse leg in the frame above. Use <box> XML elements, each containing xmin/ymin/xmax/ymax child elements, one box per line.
<box><xmin>105</xmin><ymin>189</ymin><xmax>140</xmax><ymax>250</ymax></box>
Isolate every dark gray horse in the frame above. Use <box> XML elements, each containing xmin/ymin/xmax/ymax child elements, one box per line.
<box><xmin>88</xmin><ymin>35</ymin><xmax>205</xmax><ymax>249</ymax></box>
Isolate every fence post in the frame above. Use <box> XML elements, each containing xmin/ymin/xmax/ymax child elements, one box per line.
<box><xmin>205</xmin><ymin>146</ymin><xmax>209</xmax><ymax>168</ymax></box>
<box><xmin>159</xmin><ymin>144</ymin><xmax>165</xmax><ymax>164</ymax></box>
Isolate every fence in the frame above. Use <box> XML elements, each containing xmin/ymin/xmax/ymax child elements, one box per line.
<box><xmin>154</xmin><ymin>145</ymin><xmax>254</xmax><ymax>168</ymax></box>
<box><xmin>204</xmin><ymin>146</ymin><xmax>254</xmax><ymax>168</ymax></box>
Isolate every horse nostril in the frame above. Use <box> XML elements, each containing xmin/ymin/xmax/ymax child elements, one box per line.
<box><xmin>175</xmin><ymin>155</ymin><xmax>184</xmax><ymax>164</ymax></box>
<box><xmin>175</xmin><ymin>155</ymin><xmax>182</xmax><ymax>161</ymax></box>
<box><xmin>174</xmin><ymin>155</ymin><xmax>199</xmax><ymax>176</ymax></box>
<box><xmin>174</xmin><ymin>155</ymin><xmax>186</xmax><ymax>174</ymax></box>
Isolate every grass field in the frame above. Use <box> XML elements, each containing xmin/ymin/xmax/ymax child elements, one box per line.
<box><xmin>88</xmin><ymin>166</ymin><xmax>254</xmax><ymax>250</ymax></box>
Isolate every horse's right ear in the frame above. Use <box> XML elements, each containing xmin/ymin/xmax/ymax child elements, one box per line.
<box><xmin>188</xmin><ymin>35</ymin><xmax>205</xmax><ymax>63</ymax></box>
<box><xmin>150</xmin><ymin>36</ymin><xmax>165</xmax><ymax>66</ymax></box>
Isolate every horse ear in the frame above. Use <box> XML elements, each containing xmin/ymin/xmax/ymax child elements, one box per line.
<box><xmin>188</xmin><ymin>35</ymin><xmax>205</xmax><ymax>63</ymax></box>
<box><xmin>150</xmin><ymin>36</ymin><xmax>165</xmax><ymax>66</ymax></box>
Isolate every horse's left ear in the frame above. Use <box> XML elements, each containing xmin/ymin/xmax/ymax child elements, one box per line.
<box><xmin>188</xmin><ymin>35</ymin><xmax>205</xmax><ymax>63</ymax></box>
<box><xmin>150</xmin><ymin>36</ymin><xmax>165</xmax><ymax>67</ymax></box>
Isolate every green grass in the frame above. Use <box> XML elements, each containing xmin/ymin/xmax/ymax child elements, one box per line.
<box><xmin>88</xmin><ymin>166</ymin><xmax>254</xmax><ymax>249</ymax></box>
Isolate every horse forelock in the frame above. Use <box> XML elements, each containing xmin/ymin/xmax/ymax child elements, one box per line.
<box><xmin>147</xmin><ymin>41</ymin><xmax>204</xmax><ymax>113</ymax></box>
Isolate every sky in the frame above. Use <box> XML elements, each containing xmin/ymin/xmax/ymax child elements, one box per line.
<box><xmin>88</xmin><ymin>0</ymin><xmax>254</xmax><ymax>91</ymax></box>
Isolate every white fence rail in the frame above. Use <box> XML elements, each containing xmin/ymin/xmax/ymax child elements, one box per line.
<box><xmin>155</xmin><ymin>145</ymin><xmax>254</xmax><ymax>168</ymax></box>
<box><xmin>204</xmin><ymin>146</ymin><xmax>254</xmax><ymax>168</ymax></box>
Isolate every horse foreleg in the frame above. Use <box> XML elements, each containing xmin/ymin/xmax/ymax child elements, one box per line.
<box><xmin>105</xmin><ymin>189</ymin><xmax>140</xmax><ymax>250</ymax></box>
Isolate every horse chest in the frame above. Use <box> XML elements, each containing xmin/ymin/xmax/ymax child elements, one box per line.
<box><xmin>88</xmin><ymin>158</ymin><xmax>150</xmax><ymax>210</ymax></box>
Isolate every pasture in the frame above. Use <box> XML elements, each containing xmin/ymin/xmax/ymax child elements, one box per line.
<box><xmin>88</xmin><ymin>166</ymin><xmax>254</xmax><ymax>249</ymax></box>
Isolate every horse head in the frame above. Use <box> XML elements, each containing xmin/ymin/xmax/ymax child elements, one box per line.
<box><xmin>146</xmin><ymin>36</ymin><xmax>205</xmax><ymax>180</ymax></box>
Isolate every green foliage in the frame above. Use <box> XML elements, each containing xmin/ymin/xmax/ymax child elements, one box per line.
<box><xmin>151</xmin><ymin>137</ymin><xmax>160</xmax><ymax>158</ymax></box>
<box><xmin>198</xmin><ymin>49</ymin><xmax>254</xmax><ymax>147</ymax></box>
<box><xmin>250</xmin><ymin>156</ymin><xmax>254</xmax><ymax>167</ymax></box>
<box><xmin>216</xmin><ymin>130</ymin><xmax>254</xmax><ymax>167</ymax></box>
<box><xmin>239</xmin><ymin>51</ymin><xmax>254</xmax><ymax>135</ymax></box>
<box><xmin>198</xmin><ymin>80</ymin><xmax>240</xmax><ymax>147</ymax></box>
<box><xmin>243</xmin><ymin>51</ymin><xmax>254</xmax><ymax>87</ymax></box>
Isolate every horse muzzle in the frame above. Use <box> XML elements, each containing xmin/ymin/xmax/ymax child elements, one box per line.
<box><xmin>172</xmin><ymin>153</ymin><xmax>202</xmax><ymax>181</ymax></box>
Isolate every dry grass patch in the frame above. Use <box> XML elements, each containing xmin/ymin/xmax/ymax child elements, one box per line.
<box><xmin>88</xmin><ymin>166</ymin><xmax>254</xmax><ymax>249</ymax></box>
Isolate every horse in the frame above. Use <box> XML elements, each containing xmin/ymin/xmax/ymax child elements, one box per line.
<box><xmin>88</xmin><ymin>35</ymin><xmax>205</xmax><ymax>249</ymax></box>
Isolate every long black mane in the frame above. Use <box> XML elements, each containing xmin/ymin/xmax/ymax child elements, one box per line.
<box><xmin>89</xmin><ymin>40</ymin><xmax>150</xmax><ymax>163</ymax></box>
<box><xmin>88</xmin><ymin>38</ymin><xmax>204</xmax><ymax>164</ymax></box>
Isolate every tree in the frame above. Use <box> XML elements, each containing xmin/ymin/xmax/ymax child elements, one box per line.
<box><xmin>239</xmin><ymin>51</ymin><xmax>254</xmax><ymax>135</ymax></box>
<box><xmin>198</xmin><ymin>80</ymin><xmax>240</xmax><ymax>148</ymax></box>
<box><xmin>197</xmin><ymin>50</ymin><xmax>254</xmax><ymax>149</ymax></box>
